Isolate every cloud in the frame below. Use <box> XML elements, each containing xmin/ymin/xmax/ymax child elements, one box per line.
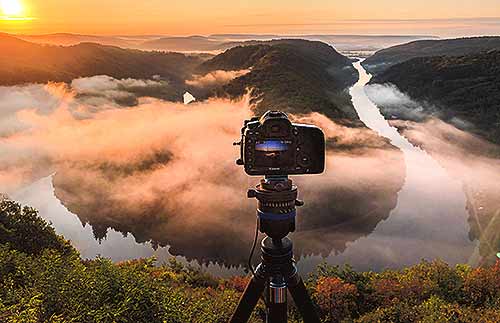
<box><xmin>0</xmin><ymin>76</ymin><xmax>179</xmax><ymax>139</ymax></box>
<box><xmin>71</xmin><ymin>75</ymin><xmax>172</xmax><ymax>107</ymax></box>
<box><xmin>0</xmin><ymin>80</ymin><xmax>406</xmax><ymax>264</ymax></box>
<box><xmin>186</xmin><ymin>69</ymin><xmax>250</xmax><ymax>88</ymax></box>
<box><xmin>0</xmin><ymin>83</ymin><xmax>70</xmax><ymax>136</ymax></box>
<box><xmin>364</xmin><ymin>83</ymin><xmax>429</xmax><ymax>121</ymax></box>
<box><xmin>0</xmin><ymin>83</ymin><xmax>260</xmax><ymax>263</ymax></box>
<box><xmin>293</xmin><ymin>112</ymin><xmax>393</xmax><ymax>150</ymax></box>
<box><xmin>364</xmin><ymin>83</ymin><xmax>475</xmax><ymax>131</ymax></box>
<box><xmin>0</xmin><ymin>81</ymin><xmax>255</xmax><ymax>223</ymax></box>
<box><xmin>71</xmin><ymin>75</ymin><xmax>164</xmax><ymax>93</ymax></box>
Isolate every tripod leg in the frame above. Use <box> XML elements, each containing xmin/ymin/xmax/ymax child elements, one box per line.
<box><xmin>229</xmin><ymin>272</ymin><xmax>267</xmax><ymax>323</ymax></box>
<box><xmin>287</xmin><ymin>274</ymin><xmax>321</xmax><ymax>323</ymax></box>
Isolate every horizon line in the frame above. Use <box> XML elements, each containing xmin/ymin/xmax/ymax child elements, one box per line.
<box><xmin>9</xmin><ymin>31</ymin><xmax>442</xmax><ymax>38</ymax></box>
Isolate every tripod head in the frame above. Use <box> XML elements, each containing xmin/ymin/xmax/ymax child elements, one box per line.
<box><xmin>247</xmin><ymin>176</ymin><xmax>303</xmax><ymax>241</ymax></box>
<box><xmin>234</xmin><ymin>110</ymin><xmax>325</xmax><ymax>241</ymax></box>
<box><xmin>230</xmin><ymin>111</ymin><xmax>324</xmax><ymax>323</ymax></box>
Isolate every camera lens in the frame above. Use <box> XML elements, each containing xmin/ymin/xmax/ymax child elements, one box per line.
<box><xmin>271</xmin><ymin>125</ymin><xmax>281</xmax><ymax>133</ymax></box>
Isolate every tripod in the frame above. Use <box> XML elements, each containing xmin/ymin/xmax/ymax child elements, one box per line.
<box><xmin>229</xmin><ymin>176</ymin><xmax>321</xmax><ymax>323</ymax></box>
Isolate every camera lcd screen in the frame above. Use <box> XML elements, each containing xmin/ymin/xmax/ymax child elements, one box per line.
<box><xmin>254</xmin><ymin>140</ymin><xmax>294</xmax><ymax>168</ymax></box>
<box><xmin>255</xmin><ymin>140</ymin><xmax>288</xmax><ymax>152</ymax></box>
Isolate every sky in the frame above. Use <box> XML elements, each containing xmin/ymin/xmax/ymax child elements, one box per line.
<box><xmin>0</xmin><ymin>0</ymin><xmax>500</xmax><ymax>36</ymax></box>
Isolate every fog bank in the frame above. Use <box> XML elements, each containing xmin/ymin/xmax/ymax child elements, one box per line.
<box><xmin>0</xmin><ymin>78</ymin><xmax>406</xmax><ymax>265</ymax></box>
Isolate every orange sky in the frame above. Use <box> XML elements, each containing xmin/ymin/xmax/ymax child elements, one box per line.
<box><xmin>1</xmin><ymin>0</ymin><xmax>500</xmax><ymax>36</ymax></box>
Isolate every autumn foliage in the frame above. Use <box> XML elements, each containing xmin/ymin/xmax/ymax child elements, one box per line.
<box><xmin>314</xmin><ymin>277</ymin><xmax>358</xmax><ymax>322</ymax></box>
<box><xmin>1</xmin><ymin>200</ymin><xmax>500</xmax><ymax>322</ymax></box>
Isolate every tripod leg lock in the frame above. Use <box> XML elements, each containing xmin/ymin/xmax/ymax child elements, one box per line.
<box><xmin>269</xmin><ymin>276</ymin><xmax>287</xmax><ymax>304</ymax></box>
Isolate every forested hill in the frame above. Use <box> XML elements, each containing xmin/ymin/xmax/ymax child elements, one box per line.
<box><xmin>195</xmin><ymin>39</ymin><xmax>360</xmax><ymax>123</ymax></box>
<box><xmin>0</xmin><ymin>35</ymin><xmax>360</xmax><ymax>123</ymax></box>
<box><xmin>371</xmin><ymin>50</ymin><xmax>500</xmax><ymax>144</ymax></box>
<box><xmin>363</xmin><ymin>36</ymin><xmax>500</xmax><ymax>75</ymax></box>
<box><xmin>0</xmin><ymin>33</ymin><xmax>203</xmax><ymax>86</ymax></box>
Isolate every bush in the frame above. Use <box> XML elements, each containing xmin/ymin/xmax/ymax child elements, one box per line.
<box><xmin>369</xmin><ymin>260</ymin><xmax>465</xmax><ymax>307</ymax></box>
<box><xmin>1</xmin><ymin>200</ymin><xmax>500</xmax><ymax>322</ymax></box>
<box><xmin>314</xmin><ymin>276</ymin><xmax>358</xmax><ymax>322</ymax></box>
<box><xmin>463</xmin><ymin>261</ymin><xmax>500</xmax><ymax>306</ymax></box>
<box><xmin>0</xmin><ymin>200</ymin><xmax>73</xmax><ymax>255</ymax></box>
<box><xmin>356</xmin><ymin>296</ymin><xmax>500</xmax><ymax>323</ymax></box>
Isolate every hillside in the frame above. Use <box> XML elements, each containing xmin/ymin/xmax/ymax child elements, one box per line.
<box><xmin>370</xmin><ymin>50</ymin><xmax>500</xmax><ymax>144</ymax></box>
<box><xmin>15</xmin><ymin>32</ymin><xmax>143</xmax><ymax>47</ymax></box>
<box><xmin>194</xmin><ymin>39</ymin><xmax>360</xmax><ymax>122</ymax></box>
<box><xmin>0</xmin><ymin>33</ymin><xmax>203</xmax><ymax>95</ymax></box>
<box><xmin>363</xmin><ymin>36</ymin><xmax>500</xmax><ymax>74</ymax></box>
<box><xmin>0</xmin><ymin>35</ymin><xmax>361</xmax><ymax>118</ymax></box>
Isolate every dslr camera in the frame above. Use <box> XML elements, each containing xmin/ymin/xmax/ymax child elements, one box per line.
<box><xmin>235</xmin><ymin>111</ymin><xmax>325</xmax><ymax>176</ymax></box>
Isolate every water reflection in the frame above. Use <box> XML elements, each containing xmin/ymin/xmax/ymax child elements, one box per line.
<box><xmin>12</xmin><ymin>176</ymin><xmax>171</xmax><ymax>260</ymax></box>
<box><xmin>12</xmin><ymin>175</ymin><xmax>244</xmax><ymax>277</ymax></box>
<box><xmin>51</xmin><ymin>140</ymin><xmax>406</xmax><ymax>269</ymax></box>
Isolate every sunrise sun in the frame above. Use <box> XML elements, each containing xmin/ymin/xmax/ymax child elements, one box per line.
<box><xmin>0</xmin><ymin>0</ymin><xmax>23</xmax><ymax>17</ymax></box>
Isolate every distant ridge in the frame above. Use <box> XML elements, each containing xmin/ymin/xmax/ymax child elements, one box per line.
<box><xmin>16</xmin><ymin>32</ymin><xmax>140</xmax><ymax>47</ymax></box>
<box><xmin>370</xmin><ymin>49</ymin><xmax>500</xmax><ymax>144</ymax></box>
<box><xmin>363</xmin><ymin>36</ymin><xmax>500</xmax><ymax>74</ymax></box>
<box><xmin>0</xmin><ymin>34</ymin><xmax>203</xmax><ymax>101</ymax></box>
<box><xmin>140</xmin><ymin>35</ymin><xmax>222</xmax><ymax>52</ymax></box>
<box><xmin>9</xmin><ymin>32</ymin><xmax>436</xmax><ymax>53</ymax></box>
<box><xmin>210</xmin><ymin>33</ymin><xmax>438</xmax><ymax>39</ymax></box>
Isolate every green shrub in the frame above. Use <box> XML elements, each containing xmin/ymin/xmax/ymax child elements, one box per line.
<box><xmin>0</xmin><ymin>200</ymin><xmax>73</xmax><ymax>255</ymax></box>
<box><xmin>356</xmin><ymin>295</ymin><xmax>500</xmax><ymax>323</ymax></box>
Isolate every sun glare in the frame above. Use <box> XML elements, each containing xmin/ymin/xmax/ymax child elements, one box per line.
<box><xmin>1</xmin><ymin>0</ymin><xmax>23</xmax><ymax>17</ymax></box>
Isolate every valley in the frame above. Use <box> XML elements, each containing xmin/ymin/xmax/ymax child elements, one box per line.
<box><xmin>1</xmin><ymin>34</ymin><xmax>499</xmax><ymax>271</ymax></box>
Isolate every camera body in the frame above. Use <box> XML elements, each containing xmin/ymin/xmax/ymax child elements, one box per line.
<box><xmin>236</xmin><ymin>111</ymin><xmax>325</xmax><ymax>176</ymax></box>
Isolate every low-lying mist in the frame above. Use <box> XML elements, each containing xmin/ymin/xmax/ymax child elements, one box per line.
<box><xmin>0</xmin><ymin>78</ymin><xmax>406</xmax><ymax>265</ymax></box>
<box><xmin>366</xmin><ymin>81</ymin><xmax>500</xmax><ymax>265</ymax></box>
<box><xmin>392</xmin><ymin>118</ymin><xmax>500</xmax><ymax>264</ymax></box>
<box><xmin>365</xmin><ymin>83</ymin><xmax>475</xmax><ymax>130</ymax></box>
<box><xmin>186</xmin><ymin>69</ymin><xmax>250</xmax><ymax>89</ymax></box>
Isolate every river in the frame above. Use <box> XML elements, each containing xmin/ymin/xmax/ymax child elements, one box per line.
<box><xmin>316</xmin><ymin>61</ymin><xmax>475</xmax><ymax>268</ymax></box>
